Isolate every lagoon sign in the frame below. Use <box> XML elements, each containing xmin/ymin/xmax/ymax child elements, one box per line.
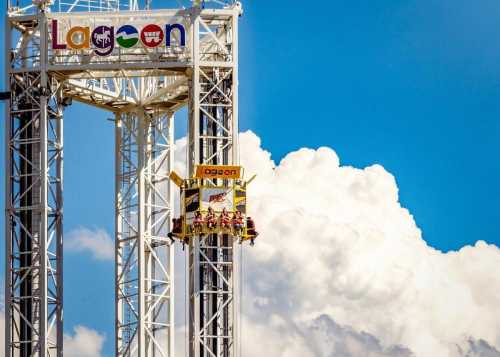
<box><xmin>51</xmin><ymin>18</ymin><xmax>187</xmax><ymax>57</ymax></box>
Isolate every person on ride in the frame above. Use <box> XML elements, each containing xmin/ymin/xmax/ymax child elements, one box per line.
<box><xmin>232</xmin><ymin>211</ymin><xmax>244</xmax><ymax>233</ymax></box>
<box><xmin>193</xmin><ymin>211</ymin><xmax>204</xmax><ymax>232</ymax></box>
<box><xmin>206</xmin><ymin>207</ymin><xmax>217</xmax><ymax>229</ymax></box>
<box><xmin>174</xmin><ymin>217</ymin><xmax>182</xmax><ymax>233</ymax></box>
<box><xmin>168</xmin><ymin>218</ymin><xmax>177</xmax><ymax>242</ymax></box>
<box><xmin>246</xmin><ymin>216</ymin><xmax>259</xmax><ymax>245</ymax></box>
<box><xmin>168</xmin><ymin>217</ymin><xmax>183</xmax><ymax>242</ymax></box>
<box><xmin>220</xmin><ymin>208</ymin><xmax>231</xmax><ymax>229</ymax></box>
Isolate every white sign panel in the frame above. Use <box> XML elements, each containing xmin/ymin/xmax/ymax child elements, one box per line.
<box><xmin>47</xmin><ymin>10</ymin><xmax>191</xmax><ymax>65</ymax></box>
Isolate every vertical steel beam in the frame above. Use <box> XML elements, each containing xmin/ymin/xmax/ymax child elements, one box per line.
<box><xmin>116</xmin><ymin>106</ymin><xmax>175</xmax><ymax>357</ymax></box>
<box><xmin>168</xmin><ymin>112</ymin><xmax>175</xmax><ymax>357</ymax></box>
<box><xmin>230</xmin><ymin>11</ymin><xmax>241</xmax><ymax>357</ymax></box>
<box><xmin>4</xmin><ymin>15</ymin><xmax>12</xmax><ymax>357</ymax></box>
<box><xmin>55</xmin><ymin>82</ymin><xmax>64</xmax><ymax>357</ymax></box>
<box><xmin>189</xmin><ymin>10</ymin><xmax>202</xmax><ymax>357</ymax></box>
<box><xmin>137</xmin><ymin>109</ymin><xmax>147</xmax><ymax>357</ymax></box>
<box><xmin>39</xmin><ymin>13</ymin><xmax>49</xmax><ymax>356</ymax></box>
<box><xmin>5</xmin><ymin>11</ymin><xmax>64</xmax><ymax>356</ymax></box>
<box><xmin>188</xmin><ymin>7</ymin><xmax>241</xmax><ymax>357</ymax></box>
<box><xmin>115</xmin><ymin>112</ymin><xmax>124</xmax><ymax>357</ymax></box>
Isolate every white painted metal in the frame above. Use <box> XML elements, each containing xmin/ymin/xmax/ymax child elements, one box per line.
<box><xmin>5</xmin><ymin>49</ymin><xmax>65</xmax><ymax>357</ymax></box>
<box><xmin>5</xmin><ymin>6</ymin><xmax>65</xmax><ymax>355</ymax></box>
<box><xmin>187</xmin><ymin>5</ymin><xmax>242</xmax><ymax>357</ymax></box>
<box><xmin>5</xmin><ymin>1</ymin><xmax>242</xmax><ymax>356</ymax></box>
<box><xmin>115</xmin><ymin>107</ymin><xmax>175</xmax><ymax>357</ymax></box>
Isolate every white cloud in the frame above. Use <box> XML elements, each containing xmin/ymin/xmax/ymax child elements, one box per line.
<box><xmin>239</xmin><ymin>314</ymin><xmax>414</xmax><ymax>357</ymax></box>
<box><xmin>230</xmin><ymin>131</ymin><xmax>500</xmax><ymax>357</ymax></box>
<box><xmin>309</xmin><ymin>315</ymin><xmax>414</xmax><ymax>357</ymax></box>
<box><xmin>3</xmin><ymin>131</ymin><xmax>500</xmax><ymax>357</ymax></box>
<box><xmin>64</xmin><ymin>325</ymin><xmax>106</xmax><ymax>357</ymax></box>
<box><xmin>457</xmin><ymin>339</ymin><xmax>500</xmax><ymax>357</ymax></box>
<box><xmin>66</xmin><ymin>227</ymin><xmax>114</xmax><ymax>261</ymax></box>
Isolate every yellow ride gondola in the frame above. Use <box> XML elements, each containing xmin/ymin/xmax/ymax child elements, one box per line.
<box><xmin>168</xmin><ymin>165</ymin><xmax>257</xmax><ymax>246</ymax></box>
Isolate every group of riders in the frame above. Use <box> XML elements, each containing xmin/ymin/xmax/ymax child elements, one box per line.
<box><xmin>194</xmin><ymin>207</ymin><xmax>244</xmax><ymax>231</ymax></box>
<box><xmin>169</xmin><ymin>207</ymin><xmax>258</xmax><ymax>246</ymax></box>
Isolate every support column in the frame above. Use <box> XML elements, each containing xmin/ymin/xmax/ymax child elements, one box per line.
<box><xmin>5</xmin><ymin>71</ymin><xmax>64</xmax><ymax>357</ymax></box>
<box><xmin>116</xmin><ymin>108</ymin><xmax>175</xmax><ymax>357</ymax></box>
<box><xmin>115</xmin><ymin>113</ymin><xmax>124</xmax><ymax>357</ymax></box>
<box><xmin>5</xmin><ymin>12</ymin><xmax>64</xmax><ymax>357</ymax></box>
<box><xmin>188</xmin><ymin>8</ymin><xmax>240</xmax><ymax>357</ymax></box>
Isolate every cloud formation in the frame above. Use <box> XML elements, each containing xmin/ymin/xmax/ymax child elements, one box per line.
<box><xmin>230</xmin><ymin>131</ymin><xmax>500</xmax><ymax>357</ymax></box>
<box><xmin>66</xmin><ymin>227</ymin><xmax>114</xmax><ymax>261</ymax></box>
<box><xmin>459</xmin><ymin>339</ymin><xmax>500</xmax><ymax>357</ymax></box>
<box><xmin>64</xmin><ymin>325</ymin><xmax>106</xmax><ymax>357</ymax></box>
<box><xmin>3</xmin><ymin>131</ymin><xmax>499</xmax><ymax>357</ymax></box>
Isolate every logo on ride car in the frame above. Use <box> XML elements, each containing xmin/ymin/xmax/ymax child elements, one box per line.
<box><xmin>195</xmin><ymin>165</ymin><xmax>241</xmax><ymax>179</ymax></box>
<box><xmin>209</xmin><ymin>192</ymin><xmax>227</xmax><ymax>203</ymax></box>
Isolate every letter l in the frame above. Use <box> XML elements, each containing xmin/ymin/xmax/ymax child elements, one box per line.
<box><xmin>52</xmin><ymin>20</ymin><xmax>67</xmax><ymax>49</ymax></box>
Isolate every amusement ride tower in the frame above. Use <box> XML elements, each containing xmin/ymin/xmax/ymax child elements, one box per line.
<box><xmin>4</xmin><ymin>0</ymin><xmax>251</xmax><ymax>356</ymax></box>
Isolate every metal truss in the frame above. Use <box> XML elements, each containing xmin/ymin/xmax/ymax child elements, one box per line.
<box><xmin>56</xmin><ymin>0</ymin><xmax>126</xmax><ymax>13</ymax></box>
<box><xmin>5</xmin><ymin>1</ymin><xmax>243</xmax><ymax>356</ymax></box>
<box><xmin>187</xmin><ymin>7</ymin><xmax>241</xmax><ymax>357</ymax></box>
<box><xmin>5</xmin><ymin>70</ymin><xmax>64</xmax><ymax>356</ymax></box>
<box><xmin>7</xmin><ymin>0</ymin><xmax>236</xmax><ymax>16</ymax></box>
<box><xmin>115</xmin><ymin>106</ymin><xmax>175</xmax><ymax>357</ymax></box>
<box><xmin>7</xmin><ymin>0</ymin><xmax>127</xmax><ymax>16</ymax></box>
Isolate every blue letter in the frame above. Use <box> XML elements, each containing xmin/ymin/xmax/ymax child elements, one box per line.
<box><xmin>165</xmin><ymin>23</ymin><xmax>186</xmax><ymax>47</ymax></box>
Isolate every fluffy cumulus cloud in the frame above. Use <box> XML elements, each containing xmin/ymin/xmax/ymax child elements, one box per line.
<box><xmin>64</xmin><ymin>325</ymin><xmax>106</xmax><ymax>357</ymax></box>
<box><xmin>221</xmin><ymin>131</ymin><xmax>500</xmax><ymax>357</ymax></box>
<box><xmin>66</xmin><ymin>226</ymin><xmax>114</xmax><ymax>261</ymax></box>
<box><xmin>457</xmin><ymin>339</ymin><xmax>500</xmax><ymax>357</ymax></box>
<box><xmin>3</xmin><ymin>131</ymin><xmax>499</xmax><ymax>357</ymax></box>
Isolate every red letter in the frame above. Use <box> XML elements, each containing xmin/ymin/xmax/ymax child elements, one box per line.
<box><xmin>52</xmin><ymin>20</ymin><xmax>67</xmax><ymax>50</ymax></box>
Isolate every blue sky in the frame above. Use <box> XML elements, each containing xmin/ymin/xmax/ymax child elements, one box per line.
<box><xmin>239</xmin><ymin>0</ymin><xmax>500</xmax><ymax>251</ymax></box>
<box><xmin>2</xmin><ymin>0</ymin><xmax>500</xmax><ymax>355</ymax></box>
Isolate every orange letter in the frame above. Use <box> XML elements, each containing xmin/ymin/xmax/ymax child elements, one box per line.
<box><xmin>67</xmin><ymin>26</ymin><xmax>90</xmax><ymax>49</ymax></box>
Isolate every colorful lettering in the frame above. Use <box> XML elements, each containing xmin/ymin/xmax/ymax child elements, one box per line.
<box><xmin>51</xmin><ymin>20</ymin><xmax>67</xmax><ymax>50</ymax></box>
<box><xmin>165</xmin><ymin>23</ymin><xmax>186</xmax><ymax>47</ymax></box>
<box><xmin>91</xmin><ymin>25</ymin><xmax>115</xmax><ymax>56</ymax></box>
<box><xmin>66</xmin><ymin>26</ymin><xmax>90</xmax><ymax>50</ymax></box>
<box><xmin>141</xmin><ymin>24</ymin><xmax>164</xmax><ymax>48</ymax></box>
<box><xmin>116</xmin><ymin>25</ymin><xmax>139</xmax><ymax>48</ymax></box>
<box><xmin>50</xmin><ymin>20</ymin><xmax>187</xmax><ymax>57</ymax></box>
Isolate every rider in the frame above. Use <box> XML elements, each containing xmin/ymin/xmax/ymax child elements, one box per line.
<box><xmin>206</xmin><ymin>207</ymin><xmax>217</xmax><ymax>229</ymax></box>
<box><xmin>193</xmin><ymin>211</ymin><xmax>204</xmax><ymax>233</ymax></box>
<box><xmin>246</xmin><ymin>216</ymin><xmax>259</xmax><ymax>246</ymax></box>
<box><xmin>232</xmin><ymin>210</ymin><xmax>244</xmax><ymax>234</ymax></box>
<box><xmin>168</xmin><ymin>217</ymin><xmax>183</xmax><ymax>242</ymax></box>
<box><xmin>220</xmin><ymin>208</ymin><xmax>231</xmax><ymax>229</ymax></box>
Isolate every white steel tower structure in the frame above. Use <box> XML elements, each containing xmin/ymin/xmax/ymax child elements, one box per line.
<box><xmin>4</xmin><ymin>0</ymin><xmax>243</xmax><ymax>356</ymax></box>
<box><xmin>187</xmin><ymin>5</ymin><xmax>242</xmax><ymax>356</ymax></box>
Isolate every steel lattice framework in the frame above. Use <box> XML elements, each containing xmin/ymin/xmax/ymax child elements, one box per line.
<box><xmin>187</xmin><ymin>10</ymin><xmax>241</xmax><ymax>356</ymax></box>
<box><xmin>4</xmin><ymin>0</ymin><xmax>242</xmax><ymax>356</ymax></box>
<box><xmin>6</xmin><ymin>64</ymin><xmax>64</xmax><ymax>357</ymax></box>
<box><xmin>115</xmin><ymin>108</ymin><xmax>175</xmax><ymax>357</ymax></box>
